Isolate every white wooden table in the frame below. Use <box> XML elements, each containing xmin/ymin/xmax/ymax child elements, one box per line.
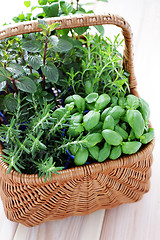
<box><xmin>0</xmin><ymin>0</ymin><xmax>160</xmax><ymax>239</ymax></box>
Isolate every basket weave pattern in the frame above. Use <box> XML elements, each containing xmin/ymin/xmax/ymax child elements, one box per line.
<box><xmin>0</xmin><ymin>14</ymin><xmax>155</xmax><ymax>227</ymax></box>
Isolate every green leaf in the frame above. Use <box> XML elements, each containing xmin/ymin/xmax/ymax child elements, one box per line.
<box><xmin>41</xmin><ymin>62</ymin><xmax>59</xmax><ymax>83</ymax></box>
<box><xmin>24</xmin><ymin>1</ymin><xmax>31</xmax><ymax>7</ymax></box>
<box><xmin>7</xmin><ymin>63</ymin><xmax>24</xmax><ymax>78</ymax></box>
<box><xmin>49</xmin><ymin>22</ymin><xmax>61</xmax><ymax>32</ymax></box>
<box><xmin>73</xmin><ymin>26</ymin><xmax>89</xmax><ymax>35</ymax></box>
<box><xmin>0</xmin><ymin>67</ymin><xmax>11</xmax><ymax>82</ymax></box>
<box><xmin>51</xmin><ymin>37</ymin><xmax>73</xmax><ymax>53</ymax></box>
<box><xmin>22</xmin><ymin>40</ymin><xmax>43</xmax><ymax>53</ymax></box>
<box><xmin>4</xmin><ymin>94</ymin><xmax>18</xmax><ymax>112</ymax></box>
<box><xmin>38</xmin><ymin>0</ymin><xmax>48</xmax><ymax>5</ymax></box>
<box><xmin>140</xmin><ymin>128</ymin><xmax>154</xmax><ymax>144</ymax></box>
<box><xmin>98</xmin><ymin>142</ymin><xmax>111</xmax><ymax>162</ymax></box>
<box><xmin>83</xmin><ymin>110</ymin><xmax>100</xmax><ymax>130</ymax></box>
<box><xmin>28</xmin><ymin>55</ymin><xmax>43</xmax><ymax>70</ymax></box>
<box><xmin>122</xmin><ymin>141</ymin><xmax>142</xmax><ymax>155</ymax></box>
<box><xmin>127</xmin><ymin>110</ymin><xmax>145</xmax><ymax>138</ymax></box>
<box><xmin>85</xmin><ymin>93</ymin><xmax>99</xmax><ymax>103</ymax></box>
<box><xmin>48</xmin><ymin>0</ymin><xmax>59</xmax><ymax>2</ymax></box>
<box><xmin>94</xmin><ymin>25</ymin><xmax>104</xmax><ymax>35</ymax></box>
<box><xmin>38</xmin><ymin>24</ymin><xmax>48</xmax><ymax>30</ymax></box>
<box><xmin>15</xmin><ymin>76</ymin><xmax>37</xmax><ymax>93</ymax></box>
<box><xmin>126</xmin><ymin>94</ymin><xmax>139</xmax><ymax>110</ymax></box>
<box><xmin>0</xmin><ymin>67</ymin><xmax>11</xmax><ymax>77</ymax></box>
<box><xmin>74</xmin><ymin>147</ymin><xmax>88</xmax><ymax>166</ymax></box>
<box><xmin>83</xmin><ymin>133</ymin><xmax>103</xmax><ymax>148</ymax></box>
<box><xmin>60</xmin><ymin>1</ymin><xmax>73</xmax><ymax>14</ymax></box>
<box><xmin>109</xmin><ymin>145</ymin><xmax>121</xmax><ymax>160</ymax></box>
<box><xmin>0</xmin><ymin>81</ymin><xmax>6</xmax><ymax>91</ymax></box>
<box><xmin>85</xmin><ymin>81</ymin><xmax>93</xmax><ymax>94</ymax></box>
<box><xmin>57</xmin><ymin>29</ymin><xmax>69</xmax><ymax>36</ymax></box>
<box><xmin>49</xmin><ymin>35</ymin><xmax>59</xmax><ymax>47</ymax></box>
<box><xmin>139</xmin><ymin>98</ymin><xmax>150</xmax><ymax>122</ymax></box>
<box><xmin>38</xmin><ymin>19</ymin><xmax>48</xmax><ymax>28</ymax></box>
<box><xmin>102</xmin><ymin>129</ymin><xmax>123</xmax><ymax>146</ymax></box>
<box><xmin>73</xmin><ymin>95</ymin><xmax>85</xmax><ymax>113</ymax></box>
<box><xmin>43</xmin><ymin>3</ymin><xmax>59</xmax><ymax>17</ymax></box>
<box><xmin>48</xmin><ymin>0</ymin><xmax>59</xmax><ymax>3</ymax></box>
<box><xmin>89</xmin><ymin>146</ymin><xmax>99</xmax><ymax>160</ymax></box>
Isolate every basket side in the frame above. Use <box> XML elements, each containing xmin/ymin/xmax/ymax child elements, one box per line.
<box><xmin>0</xmin><ymin>139</ymin><xmax>155</xmax><ymax>227</ymax></box>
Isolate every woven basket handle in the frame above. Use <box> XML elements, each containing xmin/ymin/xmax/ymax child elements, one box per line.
<box><xmin>0</xmin><ymin>14</ymin><xmax>137</xmax><ymax>90</ymax></box>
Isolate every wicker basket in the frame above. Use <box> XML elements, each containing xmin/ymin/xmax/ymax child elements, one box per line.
<box><xmin>0</xmin><ymin>14</ymin><xmax>155</xmax><ymax>227</ymax></box>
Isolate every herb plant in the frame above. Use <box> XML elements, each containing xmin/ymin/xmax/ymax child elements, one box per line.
<box><xmin>0</xmin><ymin>13</ymin><xmax>154</xmax><ymax>181</ymax></box>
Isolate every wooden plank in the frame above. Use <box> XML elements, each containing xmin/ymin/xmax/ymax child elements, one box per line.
<box><xmin>0</xmin><ymin>199</ymin><xmax>18</xmax><ymax>240</ymax></box>
<box><xmin>13</xmin><ymin>210</ymin><xmax>105</xmax><ymax>240</ymax></box>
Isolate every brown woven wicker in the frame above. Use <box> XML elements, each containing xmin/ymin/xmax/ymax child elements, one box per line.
<box><xmin>0</xmin><ymin>14</ymin><xmax>155</xmax><ymax>227</ymax></box>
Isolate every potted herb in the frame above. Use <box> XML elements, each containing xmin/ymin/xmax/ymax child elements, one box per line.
<box><xmin>0</xmin><ymin>10</ymin><xmax>154</xmax><ymax>226</ymax></box>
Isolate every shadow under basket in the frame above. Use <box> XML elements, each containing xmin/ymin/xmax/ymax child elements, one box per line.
<box><xmin>0</xmin><ymin>14</ymin><xmax>155</xmax><ymax>227</ymax></box>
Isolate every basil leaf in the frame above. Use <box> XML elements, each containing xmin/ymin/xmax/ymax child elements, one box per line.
<box><xmin>85</xmin><ymin>93</ymin><xmax>99</xmax><ymax>103</ymax></box>
<box><xmin>126</xmin><ymin>94</ymin><xmax>139</xmax><ymax>110</ymax></box>
<box><xmin>127</xmin><ymin>110</ymin><xmax>145</xmax><ymax>138</ymax></box>
<box><xmin>83</xmin><ymin>133</ymin><xmax>103</xmax><ymax>148</ymax></box>
<box><xmin>139</xmin><ymin>98</ymin><xmax>150</xmax><ymax>122</ymax></box>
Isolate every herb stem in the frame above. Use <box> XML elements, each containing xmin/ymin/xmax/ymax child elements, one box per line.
<box><xmin>11</xmin><ymin>78</ymin><xmax>18</xmax><ymax>94</ymax></box>
<box><xmin>6</xmin><ymin>81</ymin><xmax>9</xmax><ymax>94</ymax></box>
<box><xmin>58</xmin><ymin>140</ymin><xmax>86</xmax><ymax>150</ymax></box>
<box><xmin>76</xmin><ymin>0</ymin><xmax>79</xmax><ymax>10</ymax></box>
<box><xmin>29</xmin><ymin>65</ymin><xmax>32</xmax><ymax>74</ymax></box>
<box><xmin>42</xmin><ymin>36</ymin><xmax>48</xmax><ymax>90</ymax></box>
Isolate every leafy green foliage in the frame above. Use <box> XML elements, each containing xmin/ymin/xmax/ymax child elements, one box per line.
<box><xmin>4</xmin><ymin>94</ymin><xmax>18</xmax><ymax>112</ymax></box>
<box><xmin>94</xmin><ymin>25</ymin><xmax>105</xmax><ymax>35</ymax></box>
<box><xmin>24</xmin><ymin>1</ymin><xmax>31</xmax><ymax>8</ymax></box>
<box><xmin>58</xmin><ymin>92</ymin><xmax>154</xmax><ymax>166</ymax></box>
<box><xmin>60</xmin><ymin>1</ymin><xmax>73</xmax><ymax>14</ymax></box>
<box><xmin>22</xmin><ymin>40</ymin><xmax>43</xmax><ymax>53</ymax></box>
<box><xmin>15</xmin><ymin>76</ymin><xmax>37</xmax><ymax>93</ymax></box>
<box><xmin>0</xmin><ymin>12</ymin><xmax>154</xmax><ymax>181</ymax></box>
<box><xmin>43</xmin><ymin>3</ymin><xmax>59</xmax><ymax>17</ymax></box>
<box><xmin>38</xmin><ymin>0</ymin><xmax>48</xmax><ymax>5</ymax></box>
<box><xmin>37</xmin><ymin>156</ymin><xmax>64</xmax><ymax>182</ymax></box>
<box><xmin>51</xmin><ymin>37</ymin><xmax>73</xmax><ymax>53</ymax></box>
<box><xmin>41</xmin><ymin>62</ymin><xmax>59</xmax><ymax>83</ymax></box>
<box><xmin>27</xmin><ymin>55</ymin><xmax>43</xmax><ymax>70</ymax></box>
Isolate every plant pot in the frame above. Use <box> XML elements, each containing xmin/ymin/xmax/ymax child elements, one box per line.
<box><xmin>0</xmin><ymin>14</ymin><xmax>155</xmax><ymax>227</ymax></box>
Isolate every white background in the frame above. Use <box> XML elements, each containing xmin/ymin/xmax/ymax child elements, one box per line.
<box><xmin>0</xmin><ymin>0</ymin><xmax>160</xmax><ymax>239</ymax></box>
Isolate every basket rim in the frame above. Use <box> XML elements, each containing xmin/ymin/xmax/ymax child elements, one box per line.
<box><xmin>0</xmin><ymin>138</ymin><xmax>155</xmax><ymax>185</ymax></box>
